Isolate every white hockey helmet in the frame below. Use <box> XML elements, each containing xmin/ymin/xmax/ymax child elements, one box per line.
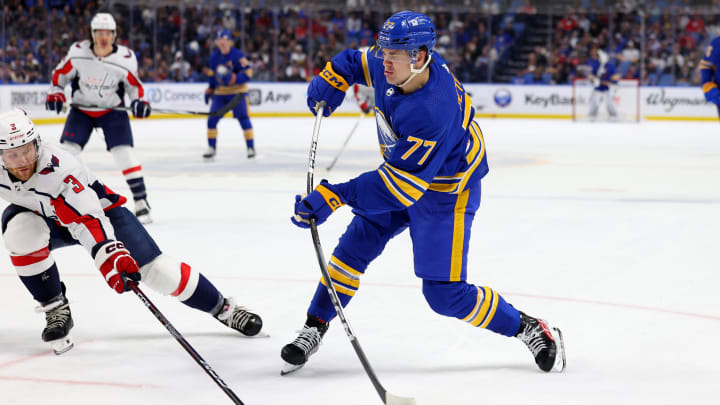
<box><xmin>91</xmin><ymin>13</ymin><xmax>117</xmax><ymax>42</ymax></box>
<box><xmin>0</xmin><ymin>108</ymin><xmax>42</xmax><ymax>169</ymax></box>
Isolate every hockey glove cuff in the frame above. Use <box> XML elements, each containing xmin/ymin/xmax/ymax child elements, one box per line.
<box><xmin>94</xmin><ymin>241</ymin><xmax>141</xmax><ymax>294</ymax></box>
<box><xmin>291</xmin><ymin>180</ymin><xmax>346</xmax><ymax>228</ymax></box>
<box><xmin>307</xmin><ymin>62</ymin><xmax>349</xmax><ymax>117</ymax></box>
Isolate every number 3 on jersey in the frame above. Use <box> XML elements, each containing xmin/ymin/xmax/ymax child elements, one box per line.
<box><xmin>64</xmin><ymin>175</ymin><xmax>85</xmax><ymax>193</ymax></box>
<box><xmin>401</xmin><ymin>136</ymin><xmax>436</xmax><ymax>165</ymax></box>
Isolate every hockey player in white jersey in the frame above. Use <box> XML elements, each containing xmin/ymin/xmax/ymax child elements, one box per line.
<box><xmin>45</xmin><ymin>13</ymin><xmax>154</xmax><ymax>223</ymax></box>
<box><xmin>0</xmin><ymin>109</ymin><xmax>263</xmax><ymax>355</ymax></box>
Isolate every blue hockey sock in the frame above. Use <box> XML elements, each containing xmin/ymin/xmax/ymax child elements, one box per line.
<box><xmin>20</xmin><ymin>264</ymin><xmax>62</xmax><ymax>304</ymax></box>
<box><xmin>181</xmin><ymin>274</ymin><xmax>223</xmax><ymax>313</ymax></box>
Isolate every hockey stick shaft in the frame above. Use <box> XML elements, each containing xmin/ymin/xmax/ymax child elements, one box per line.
<box><xmin>326</xmin><ymin>111</ymin><xmax>365</xmax><ymax>171</ymax></box>
<box><xmin>69</xmin><ymin>93</ymin><xmax>243</xmax><ymax>117</ymax></box>
<box><xmin>128</xmin><ymin>282</ymin><xmax>245</xmax><ymax>405</ymax></box>
<box><xmin>306</xmin><ymin>103</ymin><xmax>414</xmax><ymax>405</ymax></box>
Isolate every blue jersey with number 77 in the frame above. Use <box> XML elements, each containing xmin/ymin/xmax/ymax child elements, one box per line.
<box><xmin>331</xmin><ymin>48</ymin><xmax>488</xmax><ymax>215</ymax></box>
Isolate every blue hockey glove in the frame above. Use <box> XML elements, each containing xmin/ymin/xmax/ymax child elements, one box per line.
<box><xmin>204</xmin><ymin>88</ymin><xmax>214</xmax><ymax>105</ymax></box>
<box><xmin>130</xmin><ymin>99</ymin><xmax>151</xmax><ymax>118</ymax></box>
<box><xmin>307</xmin><ymin>62</ymin><xmax>349</xmax><ymax>117</ymax></box>
<box><xmin>704</xmin><ymin>86</ymin><xmax>720</xmax><ymax>105</ymax></box>
<box><xmin>291</xmin><ymin>180</ymin><xmax>346</xmax><ymax>228</ymax></box>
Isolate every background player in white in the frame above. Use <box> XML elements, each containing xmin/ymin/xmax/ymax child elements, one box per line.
<box><xmin>45</xmin><ymin>13</ymin><xmax>154</xmax><ymax>223</ymax></box>
<box><xmin>0</xmin><ymin>109</ymin><xmax>263</xmax><ymax>354</ymax></box>
<box><xmin>587</xmin><ymin>48</ymin><xmax>619</xmax><ymax>121</ymax></box>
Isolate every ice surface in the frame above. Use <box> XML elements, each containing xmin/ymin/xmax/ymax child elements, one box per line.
<box><xmin>0</xmin><ymin>117</ymin><xmax>718</xmax><ymax>405</ymax></box>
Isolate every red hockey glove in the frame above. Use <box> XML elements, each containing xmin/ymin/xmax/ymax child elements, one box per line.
<box><xmin>94</xmin><ymin>241</ymin><xmax>141</xmax><ymax>293</ymax></box>
<box><xmin>45</xmin><ymin>92</ymin><xmax>66</xmax><ymax>114</ymax></box>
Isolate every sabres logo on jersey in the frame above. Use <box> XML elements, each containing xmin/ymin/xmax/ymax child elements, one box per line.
<box><xmin>375</xmin><ymin>109</ymin><xmax>398</xmax><ymax>159</ymax></box>
<box><xmin>39</xmin><ymin>155</ymin><xmax>60</xmax><ymax>175</ymax></box>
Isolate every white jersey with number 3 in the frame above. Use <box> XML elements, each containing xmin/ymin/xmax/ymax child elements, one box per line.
<box><xmin>0</xmin><ymin>144</ymin><xmax>125</xmax><ymax>253</ymax></box>
<box><xmin>49</xmin><ymin>40</ymin><xmax>145</xmax><ymax>115</ymax></box>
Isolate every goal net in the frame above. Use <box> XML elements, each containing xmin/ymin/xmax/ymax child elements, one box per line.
<box><xmin>572</xmin><ymin>78</ymin><xmax>640</xmax><ymax>122</ymax></box>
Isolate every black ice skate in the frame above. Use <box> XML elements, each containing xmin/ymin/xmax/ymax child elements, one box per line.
<box><xmin>280</xmin><ymin>316</ymin><xmax>329</xmax><ymax>375</ymax></box>
<box><xmin>134</xmin><ymin>198</ymin><xmax>152</xmax><ymax>224</ymax></box>
<box><xmin>202</xmin><ymin>146</ymin><xmax>216</xmax><ymax>159</ymax></box>
<box><xmin>247</xmin><ymin>147</ymin><xmax>256</xmax><ymax>159</ymax></box>
<box><xmin>37</xmin><ymin>285</ymin><xmax>74</xmax><ymax>355</ymax></box>
<box><xmin>515</xmin><ymin>311</ymin><xmax>566</xmax><ymax>372</ymax></box>
<box><xmin>215</xmin><ymin>297</ymin><xmax>263</xmax><ymax>337</ymax></box>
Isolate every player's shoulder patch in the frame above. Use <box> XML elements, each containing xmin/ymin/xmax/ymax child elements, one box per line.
<box><xmin>39</xmin><ymin>155</ymin><xmax>61</xmax><ymax>175</ymax></box>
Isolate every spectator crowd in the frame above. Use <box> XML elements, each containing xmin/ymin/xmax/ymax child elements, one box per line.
<box><xmin>1</xmin><ymin>0</ymin><xmax>718</xmax><ymax>87</ymax></box>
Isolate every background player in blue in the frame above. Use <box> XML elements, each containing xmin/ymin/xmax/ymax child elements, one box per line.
<box><xmin>587</xmin><ymin>48</ymin><xmax>619</xmax><ymax>121</ymax></box>
<box><xmin>203</xmin><ymin>30</ymin><xmax>256</xmax><ymax>159</ymax></box>
<box><xmin>281</xmin><ymin>11</ymin><xmax>566</xmax><ymax>375</ymax></box>
<box><xmin>700</xmin><ymin>36</ymin><xmax>720</xmax><ymax>115</ymax></box>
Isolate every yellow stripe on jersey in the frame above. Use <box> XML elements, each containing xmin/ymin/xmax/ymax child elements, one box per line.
<box><xmin>377</xmin><ymin>168</ymin><xmax>414</xmax><ymax>207</ymax></box>
<box><xmin>469</xmin><ymin>287</ymin><xmax>497</xmax><ymax>327</ymax></box>
<box><xmin>457</xmin><ymin>121</ymin><xmax>486</xmax><ymax>193</ymax></box>
<box><xmin>461</xmin><ymin>287</ymin><xmax>483</xmax><ymax>322</ymax></box>
<box><xmin>320</xmin><ymin>276</ymin><xmax>356</xmax><ymax>297</ymax></box>
<box><xmin>450</xmin><ymin>188</ymin><xmax>470</xmax><ymax>281</ymax></box>
<box><xmin>361</xmin><ymin>48</ymin><xmax>373</xmax><ymax>88</ymax></box>
<box><xmin>384</xmin><ymin>163</ymin><xmax>429</xmax><ymax>189</ymax></box>
<box><xmin>462</xmin><ymin>94</ymin><xmax>474</xmax><ymax>130</ymax></box>
<box><xmin>329</xmin><ymin>255</ymin><xmax>363</xmax><ymax>277</ymax></box>
<box><xmin>381</xmin><ymin>166</ymin><xmax>424</xmax><ymax>201</ymax></box>
<box><xmin>428</xmin><ymin>182</ymin><xmax>459</xmax><ymax>193</ymax></box>
<box><xmin>327</xmin><ymin>266</ymin><xmax>360</xmax><ymax>289</ymax></box>
<box><xmin>703</xmin><ymin>82</ymin><xmax>718</xmax><ymax>93</ymax></box>
<box><xmin>700</xmin><ymin>60</ymin><xmax>716</xmax><ymax>70</ymax></box>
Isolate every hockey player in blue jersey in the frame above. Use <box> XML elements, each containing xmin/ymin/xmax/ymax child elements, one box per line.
<box><xmin>588</xmin><ymin>49</ymin><xmax>619</xmax><ymax>121</ymax></box>
<box><xmin>281</xmin><ymin>11</ymin><xmax>566</xmax><ymax>375</ymax></box>
<box><xmin>203</xmin><ymin>30</ymin><xmax>255</xmax><ymax>159</ymax></box>
<box><xmin>700</xmin><ymin>36</ymin><xmax>720</xmax><ymax>115</ymax></box>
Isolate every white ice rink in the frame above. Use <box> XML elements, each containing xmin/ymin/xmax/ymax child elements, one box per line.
<box><xmin>0</xmin><ymin>116</ymin><xmax>718</xmax><ymax>405</ymax></box>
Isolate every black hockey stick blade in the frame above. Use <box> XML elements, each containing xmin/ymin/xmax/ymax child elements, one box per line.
<box><xmin>127</xmin><ymin>281</ymin><xmax>245</xmax><ymax>405</ymax></box>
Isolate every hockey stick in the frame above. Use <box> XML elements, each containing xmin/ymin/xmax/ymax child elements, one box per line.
<box><xmin>127</xmin><ymin>281</ymin><xmax>245</xmax><ymax>405</ymax></box>
<box><xmin>305</xmin><ymin>102</ymin><xmax>416</xmax><ymax>405</ymax></box>
<box><xmin>326</xmin><ymin>111</ymin><xmax>365</xmax><ymax>171</ymax></box>
<box><xmin>68</xmin><ymin>93</ymin><xmax>243</xmax><ymax>117</ymax></box>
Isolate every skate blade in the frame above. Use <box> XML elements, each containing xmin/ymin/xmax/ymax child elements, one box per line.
<box><xmin>280</xmin><ymin>362</ymin><xmax>305</xmax><ymax>376</ymax></box>
<box><xmin>136</xmin><ymin>214</ymin><xmax>153</xmax><ymax>224</ymax></box>
<box><xmin>49</xmin><ymin>336</ymin><xmax>74</xmax><ymax>355</ymax></box>
<box><xmin>551</xmin><ymin>327</ymin><xmax>566</xmax><ymax>372</ymax></box>
<box><xmin>240</xmin><ymin>331</ymin><xmax>270</xmax><ymax>339</ymax></box>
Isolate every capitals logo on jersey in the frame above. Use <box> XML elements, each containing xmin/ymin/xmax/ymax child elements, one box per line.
<box><xmin>39</xmin><ymin>155</ymin><xmax>60</xmax><ymax>175</ymax></box>
<box><xmin>375</xmin><ymin>110</ymin><xmax>398</xmax><ymax>159</ymax></box>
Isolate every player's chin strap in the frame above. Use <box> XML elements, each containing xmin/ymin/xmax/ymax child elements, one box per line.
<box><xmin>397</xmin><ymin>53</ymin><xmax>433</xmax><ymax>88</ymax></box>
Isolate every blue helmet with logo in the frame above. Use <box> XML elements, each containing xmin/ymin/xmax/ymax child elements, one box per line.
<box><xmin>376</xmin><ymin>11</ymin><xmax>437</xmax><ymax>60</ymax></box>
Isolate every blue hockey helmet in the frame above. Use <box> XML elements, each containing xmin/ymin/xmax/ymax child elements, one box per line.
<box><xmin>216</xmin><ymin>29</ymin><xmax>232</xmax><ymax>40</ymax></box>
<box><xmin>376</xmin><ymin>11</ymin><xmax>437</xmax><ymax>62</ymax></box>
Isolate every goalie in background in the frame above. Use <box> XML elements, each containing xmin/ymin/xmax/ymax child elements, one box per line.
<box><xmin>45</xmin><ymin>13</ymin><xmax>153</xmax><ymax>224</ymax></box>
<box><xmin>587</xmin><ymin>48</ymin><xmax>620</xmax><ymax>121</ymax></box>
<box><xmin>700</xmin><ymin>36</ymin><xmax>720</xmax><ymax>115</ymax></box>
<box><xmin>203</xmin><ymin>29</ymin><xmax>256</xmax><ymax>160</ymax></box>
<box><xmin>0</xmin><ymin>109</ymin><xmax>263</xmax><ymax>355</ymax></box>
